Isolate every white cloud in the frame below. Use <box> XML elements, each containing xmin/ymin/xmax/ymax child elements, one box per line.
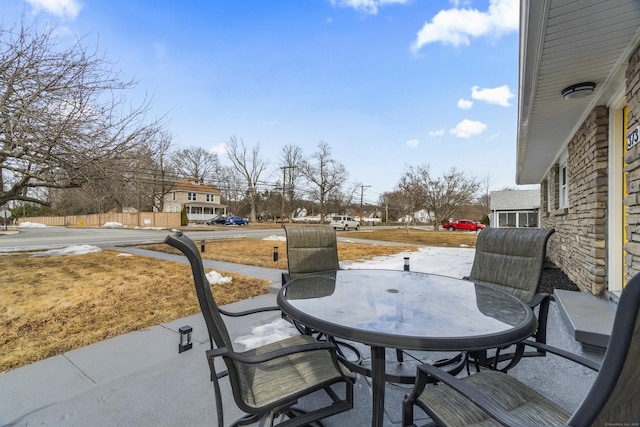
<box><xmin>471</xmin><ymin>85</ymin><xmax>514</xmax><ymax>107</ymax></box>
<box><xmin>449</xmin><ymin>0</ymin><xmax>472</xmax><ymax>7</ymax></box>
<box><xmin>429</xmin><ymin>128</ymin><xmax>445</xmax><ymax>137</ymax></box>
<box><xmin>457</xmin><ymin>98</ymin><xmax>473</xmax><ymax>109</ymax></box>
<box><xmin>210</xmin><ymin>143</ymin><xmax>227</xmax><ymax>156</ymax></box>
<box><xmin>406</xmin><ymin>138</ymin><xmax>419</xmax><ymax>148</ymax></box>
<box><xmin>329</xmin><ymin>0</ymin><xmax>409</xmax><ymax>15</ymax></box>
<box><xmin>411</xmin><ymin>0</ymin><xmax>518</xmax><ymax>51</ymax></box>
<box><xmin>449</xmin><ymin>119</ymin><xmax>487</xmax><ymax>138</ymax></box>
<box><xmin>25</xmin><ymin>0</ymin><xmax>82</xmax><ymax>19</ymax></box>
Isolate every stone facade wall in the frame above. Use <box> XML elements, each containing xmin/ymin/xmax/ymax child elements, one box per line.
<box><xmin>540</xmin><ymin>179</ymin><xmax>549</xmax><ymax>213</ymax></box>
<box><xmin>623</xmin><ymin>46</ymin><xmax>640</xmax><ymax>282</ymax></box>
<box><xmin>541</xmin><ymin>106</ymin><xmax>609</xmax><ymax>295</ymax></box>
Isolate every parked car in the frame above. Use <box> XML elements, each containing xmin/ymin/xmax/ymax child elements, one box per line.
<box><xmin>330</xmin><ymin>215</ymin><xmax>359</xmax><ymax>231</ymax></box>
<box><xmin>441</xmin><ymin>219</ymin><xmax>485</xmax><ymax>231</ymax></box>
<box><xmin>225</xmin><ymin>216</ymin><xmax>248</xmax><ymax>225</ymax></box>
<box><xmin>205</xmin><ymin>216</ymin><xmax>226</xmax><ymax>225</ymax></box>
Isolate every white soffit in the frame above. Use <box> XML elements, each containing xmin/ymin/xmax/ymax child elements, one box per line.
<box><xmin>517</xmin><ymin>0</ymin><xmax>640</xmax><ymax>184</ymax></box>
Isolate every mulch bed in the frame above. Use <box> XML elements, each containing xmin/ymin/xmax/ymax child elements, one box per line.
<box><xmin>539</xmin><ymin>260</ymin><xmax>580</xmax><ymax>294</ymax></box>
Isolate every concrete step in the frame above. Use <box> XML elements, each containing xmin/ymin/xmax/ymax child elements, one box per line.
<box><xmin>554</xmin><ymin>289</ymin><xmax>616</xmax><ymax>349</ymax></box>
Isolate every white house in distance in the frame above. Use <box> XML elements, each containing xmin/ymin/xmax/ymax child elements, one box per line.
<box><xmin>489</xmin><ymin>190</ymin><xmax>540</xmax><ymax>228</ymax></box>
<box><xmin>517</xmin><ymin>1</ymin><xmax>640</xmax><ymax>298</ymax></box>
<box><xmin>162</xmin><ymin>178</ymin><xmax>227</xmax><ymax>222</ymax></box>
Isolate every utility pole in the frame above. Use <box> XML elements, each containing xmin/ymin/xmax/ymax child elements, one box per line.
<box><xmin>385</xmin><ymin>202</ymin><xmax>388</xmax><ymax>225</ymax></box>
<box><xmin>280</xmin><ymin>166</ymin><xmax>296</xmax><ymax>228</ymax></box>
<box><xmin>359</xmin><ymin>185</ymin><xmax>371</xmax><ymax>226</ymax></box>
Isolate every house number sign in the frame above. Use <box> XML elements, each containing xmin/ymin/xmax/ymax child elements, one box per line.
<box><xmin>627</xmin><ymin>126</ymin><xmax>639</xmax><ymax>150</ymax></box>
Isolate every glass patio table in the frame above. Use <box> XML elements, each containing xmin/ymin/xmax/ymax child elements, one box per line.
<box><xmin>277</xmin><ymin>269</ymin><xmax>538</xmax><ymax>427</ymax></box>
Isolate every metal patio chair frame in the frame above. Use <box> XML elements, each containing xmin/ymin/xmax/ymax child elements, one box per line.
<box><xmin>402</xmin><ymin>272</ymin><xmax>640</xmax><ymax>427</ymax></box>
<box><xmin>165</xmin><ymin>231</ymin><xmax>355</xmax><ymax>427</ymax></box>
<box><xmin>464</xmin><ymin>227</ymin><xmax>555</xmax><ymax>372</ymax></box>
<box><xmin>281</xmin><ymin>225</ymin><xmax>370</xmax><ymax>364</ymax></box>
<box><xmin>283</xmin><ymin>225</ymin><xmax>413</xmax><ymax>366</ymax></box>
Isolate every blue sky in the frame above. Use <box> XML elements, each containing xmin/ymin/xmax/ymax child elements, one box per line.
<box><xmin>2</xmin><ymin>0</ymin><xmax>527</xmax><ymax>205</ymax></box>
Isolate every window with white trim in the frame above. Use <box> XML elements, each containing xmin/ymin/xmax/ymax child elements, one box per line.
<box><xmin>188</xmin><ymin>192</ymin><xmax>196</xmax><ymax>201</ymax></box>
<box><xmin>560</xmin><ymin>161</ymin><xmax>568</xmax><ymax>209</ymax></box>
<box><xmin>548</xmin><ymin>179</ymin><xmax>552</xmax><ymax>212</ymax></box>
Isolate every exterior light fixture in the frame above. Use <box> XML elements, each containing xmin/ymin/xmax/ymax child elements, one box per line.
<box><xmin>404</xmin><ymin>257</ymin><xmax>410</xmax><ymax>271</ymax></box>
<box><xmin>561</xmin><ymin>82</ymin><xmax>596</xmax><ymax>100</ymax></box>
<box><xmin>273</xmin><ymin>246</ymin><xmax>279</xmax><ymax>262</ymax></box>
<box><xmin>179</xmin><ymin>325</ymin><xmax>193</xmax><ymax>353</ymax></box>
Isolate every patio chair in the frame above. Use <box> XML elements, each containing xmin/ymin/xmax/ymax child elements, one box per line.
<box><xmin>464</xmin><ymin>227</ymin><xmax>555</xmax><ymax>371</ymax></box>
<box><xmin>402</xmin><ymin>272</ymin><xmax>640</xmax><ymax>427</ymax></box>
<box><xmin>282</xmin><ymin>225</ymin><xmax>367</xmax><ymax>363</ymax></box>
<box><xmin>281</xmin><ymin>225</ymin><xmax>341</xmax><ymax>285</ymax></box>
<box><xmin>165</xmin><ymin>231</ymin><xmax>355</xmax><ymax>427</ymax></box>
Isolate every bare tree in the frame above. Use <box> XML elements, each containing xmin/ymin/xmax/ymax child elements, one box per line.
<box><xmin>279</xmin><ymin>144</ymin><xmax>305</xmax><ymax>218</ymax></box>
<box><xmin>401</xmin><ymin>165</ymin><xmax>480</xmax><ymax>229</ymax></box>
<box><xmin>395</xmin><ymin>168</ymin><xmax>426</xmax><ymax>232</ymax></box>
<box><xmin>148</xmin><ymin>131</ymin><xmax>175</xmax><ymax>212</ymax></box>
<box><xmin>0</xmin><ymin>19</ymin><xmax>164</xmax><ymax>208</ymax></box>
<box><xmin>171</xmin><ymin>146</ymin><xmax>220</xmax><ymax>182</ymax></box>
<box><xmin>326</xmin><ymin>183</ymin><xmax>358</xmax><ymax>216</ymax></box>
<box><xmin>212</xmin><ymin>164</ymin><xmax>243</xmax><ymax>214</ymax></box>
<box><xmin>479</xmin><ymin>174</ymin><xmax>492</xmax><ymax>214</ymax></box>
<box><xmin>300</xmin><ymin>141</ymin><xmax>347</xmax><ymax>223</ymax></box>
<box><xmin>50</xmin><ymin>130</ymin><xmax>175</xmax><ymax>215</ymax></box>
<box><xmin>225</xmin><ymin>136</ymin><xmax>267</xmax><ymax>222</ymax></box>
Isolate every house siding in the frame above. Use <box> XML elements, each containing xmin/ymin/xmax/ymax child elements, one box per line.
<box><xmin>162</xmin><ymin>178</ymin><xmax>226</xmax><ymax>221</ymax></box>
<box><xmin>541</xmin><ymin>106</ymin><xmax>609</xmax><ymax>295</ymax></box>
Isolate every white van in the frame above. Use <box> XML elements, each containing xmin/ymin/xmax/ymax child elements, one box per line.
<box><xmin>330</xmin><ymin>215</ymin><xmax>359</xmax><ymax>231</ymax></box>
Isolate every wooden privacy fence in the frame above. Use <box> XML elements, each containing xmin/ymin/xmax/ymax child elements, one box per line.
<box><xmin>18</xmin><ymin>212</ymin><xmax>181</xmax><ymax>228</ymax></box>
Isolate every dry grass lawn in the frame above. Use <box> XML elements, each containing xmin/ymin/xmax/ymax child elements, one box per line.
<box><xmin>0</xmin><ymin>227</ymin><xmax>478</xmax><ymax>373</ymax></box>
<box><xmin>141</xmin><ymin>238</ymin><xmax>420</xmax><ymax>269</ymax></box>
<box><xmin>0</xmin><ymin>250</ymin><xmax>269</xmax><ymax>373</ymax></box>
<box><xmin>342</xmin><ymin>227</ymin><xmax>480</xmax><ymax>247</ymax></box>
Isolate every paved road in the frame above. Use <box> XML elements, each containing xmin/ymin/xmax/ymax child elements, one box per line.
<box><xmin>0</xmin><ymin>226</ymin><xmax>288</xmax><ymax>252</ymax></box>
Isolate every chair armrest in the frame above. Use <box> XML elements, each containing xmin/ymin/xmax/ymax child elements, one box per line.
<box><xmin>520</xmin><ymin>340</ymin><xmax>601</xmax><ymax>371</ymax></box>
<box><xmin>415</xmin><ymin>363</ymin><xmax>538</xmax><ymax>427</ymax></box>
<box><xmin>206</xmin><ymin>341</ymin><xmax>337</xmax><ymax>365</ymax></box>
<box><xmin>282</xmin><ymin>271</ymin><xmax>291</xmax><ymax>285</ymax></box>
<box><xmin>218</xmin><ymin>306</ymin><xmax>280</xmax><ymax>317</ymax></box>
<box><xmin>528</xmin><ymin>292</ymin><xmax>551</xmax><ymax>308</ymax></box>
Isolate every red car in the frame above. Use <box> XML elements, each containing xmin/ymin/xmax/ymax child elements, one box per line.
<box><xmin>442</xmin><ymin>219</ymin><xmax>485</xmax><ymax>231</ymax></box>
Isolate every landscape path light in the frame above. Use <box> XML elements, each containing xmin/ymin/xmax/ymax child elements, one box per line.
<box><xmin>179</xmin><ymin>325</ymin><xmax>193</xmax><ymax>353</ymax></box>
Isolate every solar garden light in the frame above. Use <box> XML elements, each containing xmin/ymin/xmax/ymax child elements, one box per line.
<box><xmin>200</xmin><ymin>240</ymin><xmax>205</xmax><ymax>252</ymax></box>
<box><xmin>404</xmin><ymin>257</ymin><xmax>410</xmax><ymax>271</ymax></box>
<box><xmin>273</xmin><ymin>246</ymin><xmax>279</xmax><ymax>262</ymax></box>
<box><xmin>179</xmin><ymin>325</ymin><xmax>193</xmax><ymax>353</ymax></box>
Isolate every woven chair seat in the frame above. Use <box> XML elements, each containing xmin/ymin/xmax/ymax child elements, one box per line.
<box><xmin>237</xmin><ymin>334</ymin><xmax>354</xmax><ymax>408</ymax></box>
<box><xmin>417</xmin><ymin>370</ymin><xmax>570</xmax><ymax>427</ymax></box>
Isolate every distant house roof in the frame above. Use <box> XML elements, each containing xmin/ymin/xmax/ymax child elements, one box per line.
<box><xmin>171</xmin><ymin>178</ymin><xmax>221</xmax><ymax>194</ymax></box>
<box><xmin>490</xmin><ymin>190</ymin><xmax>540</xmax><ymax>211</ymax></box>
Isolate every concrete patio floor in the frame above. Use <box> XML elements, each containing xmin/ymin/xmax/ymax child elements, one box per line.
<box><xmin>0</xmin><ymin>262</ymin><xmax>605</xmax><ymax>427</ymax></box>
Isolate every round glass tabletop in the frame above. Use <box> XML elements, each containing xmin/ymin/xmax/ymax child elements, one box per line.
<box><xmin>278</xmin><ymin>269</ymin><xmax>537</xmax><ymax>351</ymax></box>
